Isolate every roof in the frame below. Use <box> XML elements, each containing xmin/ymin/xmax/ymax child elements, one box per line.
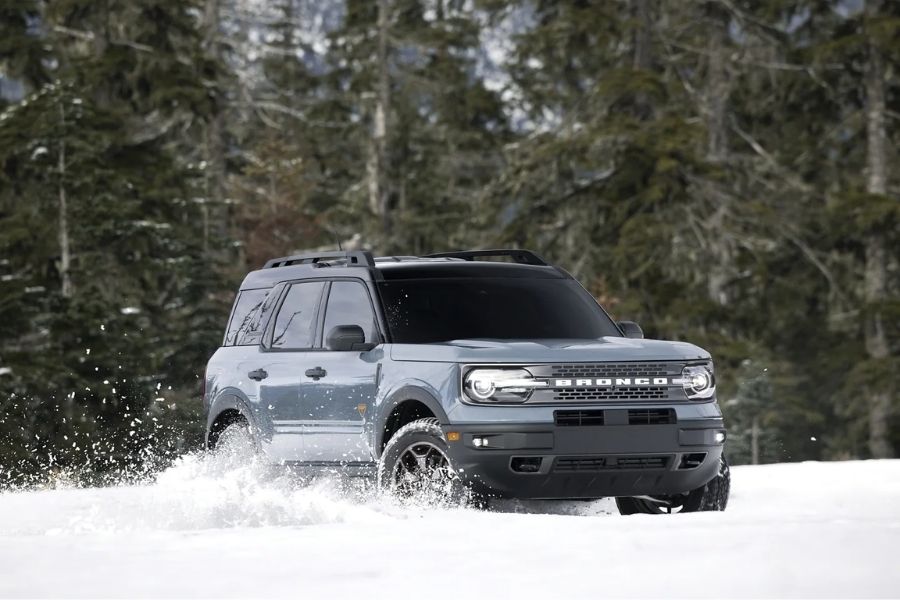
<box><xmin>239</xmin><ymin>249</ymin><xmax>569</xmax><ymax>290</ymax></box>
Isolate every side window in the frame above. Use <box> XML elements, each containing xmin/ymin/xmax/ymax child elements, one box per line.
<box><xmin>323</xmin><ymin>281</ymin><xmax>378</xmax><ymax>344</ymax></box>
<box><xmin>271</xmin><ymin>282</ymin><xmax>326</xmax><ymax>349</ymax></box>
<box><xmin>237</xmin><ymin>286</ymin><xmax>282</xmax><ymax>346</ymax></box>
<box><xmin>224</xmin><ymin>288</ymin><xmax>269</xmax><ymax>346</ymax></box>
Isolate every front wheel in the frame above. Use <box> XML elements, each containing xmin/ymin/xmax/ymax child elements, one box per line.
<box><xmin>616</xmin><ymin>456</ymin><xmax>730</xmax><ymax>515</ymax></box>
<box><xmin>377</xmin><ymin>418</ymin><xmax>466</xmax><ymax>506</ymax></box>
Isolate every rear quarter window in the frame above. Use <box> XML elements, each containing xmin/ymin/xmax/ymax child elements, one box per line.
<box><xmin>223</xmin><ymin>288</ymin><xmax>270</xmax><ymax>346</ymax></box>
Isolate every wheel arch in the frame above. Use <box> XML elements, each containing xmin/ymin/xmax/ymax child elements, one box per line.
<box><xmin>206</xmin><ymin>392</ymin><xmax>257</xmax><ymax>449</ymax></box>
<box><xmin>376</xmin><ymin>385</ymin><xmax>450</xmax><ymax>457</ymax></box>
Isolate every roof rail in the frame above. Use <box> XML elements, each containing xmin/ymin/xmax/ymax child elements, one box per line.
<box><xmin>263</xmin><ymin>250</ymin><xmax>376</xmax><ymax>269</ymax></box>
<box><xmin>424</xmin><ymin>249</ymin><xmax>549</xmax><ymax>266</ymax></box>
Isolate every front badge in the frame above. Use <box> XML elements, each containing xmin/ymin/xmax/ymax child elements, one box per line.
<box><xmin>550</xmin><ymin>377</ymin><xmax>672</xmax><ymax>387</ymax></box>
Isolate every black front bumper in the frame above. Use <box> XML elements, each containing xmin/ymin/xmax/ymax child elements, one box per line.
<box><xmin>443</xmin><ymin>418</ymin><xmax>725</xmax><ymax>500</ymax></box>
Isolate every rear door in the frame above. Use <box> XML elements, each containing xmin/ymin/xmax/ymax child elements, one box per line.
<box><xmin>298</xmin><ymin>279</ymin><xmax>382</xmax><ymax>464</ymax></box>
<box><xmin>258</xmin><ymin>280</ymin><xmax>327</xmax><ymax>463</ymax></box>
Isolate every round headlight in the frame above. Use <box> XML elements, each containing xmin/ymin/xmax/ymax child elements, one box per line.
<box><xmin>468</xmin><ymin>374</ymin><xmax>496</xmax><ymax>399</ymax></box>
<box><xmin>682</xmin><ymin>365</ymin><xmax>715</xmax><ymax>399</ymax></box>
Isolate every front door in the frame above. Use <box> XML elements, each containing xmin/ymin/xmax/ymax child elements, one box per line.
<box><xmin>298</xmin><ymin>280</ymin><xmax>381</xmax><ymax>464</ymax></box>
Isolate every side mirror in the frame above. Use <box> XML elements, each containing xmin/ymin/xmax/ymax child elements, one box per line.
<box><xmin>618</xmin><ymin>321</ymin><xmax>644</xmax><ymax>339</ymax></box>
<box><xmin>326</xmin><ymin>325</ymin><xmax>376</xmax><ymax>351</ymax></box>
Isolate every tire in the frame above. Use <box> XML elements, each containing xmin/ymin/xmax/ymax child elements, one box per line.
<box><xmin>616</xmin><ymin>456</ymin><xmax>730</xmax><ymax>515</ymax></box>
<box><xmin>377</xmin><ymin>418</ymin><xmax>466</xmax><ymax>506</ymax></box>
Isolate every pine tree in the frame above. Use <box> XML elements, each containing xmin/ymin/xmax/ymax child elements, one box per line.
<box><xmin>0</xmin><ymin>0</ymin><xmax>230</xmax><ymax>484</ymax></box>
<box><xmin>317</xmin><ymin>0</ymin><xmax>508</xmax><ymax>254</ymax></box>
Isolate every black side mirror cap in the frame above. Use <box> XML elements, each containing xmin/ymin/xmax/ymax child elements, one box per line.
<box><xmin>326</xmin><ymin>325</ymin><xmax>377</xmax><ymax>351</ymax></box>
<box><xmin>618</xmin><ymin>321</ymin><xmax>644</xmax><ymax>339</ymax></box>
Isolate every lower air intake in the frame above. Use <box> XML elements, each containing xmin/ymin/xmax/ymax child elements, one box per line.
<box><xmin>627</xmin><ymin>408</ymin><xmax>676</xmax><ymax>425</ymax></box>
<box><xmin>555</xmin><ymin>410</ymin><xmax>605</xmax><ymax>426</ymax></box>
<box><xmin>554</xmin><ymin>455</ymin><xmax>671</xmax><ymax>473</ymax></box>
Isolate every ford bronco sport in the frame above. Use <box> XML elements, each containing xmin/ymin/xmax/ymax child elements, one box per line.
<box><xmin>203</xmin><ymin>249</ymin><xmax>730</xmax><ymax>514</ymax></box>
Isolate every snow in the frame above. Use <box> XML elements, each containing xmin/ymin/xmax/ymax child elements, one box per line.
<box><xmin>1</xmin><ymin>459</ymin><xmax>898</xmax><ymax>598</ymax></box>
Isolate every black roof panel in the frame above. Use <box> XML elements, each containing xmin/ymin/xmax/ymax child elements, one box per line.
<box><xmin>240</xmin><ymin>257</ymin><xmax>566</xmax><ymax>289</ymax></box>
<box><xmin>377</xmin><ymin>261</ymin><xmax>565</xmax><ymax>280</ymax></box>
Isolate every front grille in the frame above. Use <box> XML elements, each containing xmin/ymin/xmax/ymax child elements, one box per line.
<box><xmin>555</xmin><ymin>410</ymin><xmax>605</xmax><ymax>426</ymax></box>
<box><xmin>554</xmin><ymin>455</ymin><xmax>671</xmax><ymax>473</ymax></box>
<box><xmin>550</xmin><ymin>362</ymin><xmax>683</xmax><ymax>378</ymax></box>
<box><xmin>628</xmin><ymin>408</ymin><xmax>676</xmax><ymax>425</ymax></box>
<box><xmin>554</xmin><ymin>387</ymin><xmax>668</xmax><ymax>402</ymax></box>
<box><xmin>526</xmin><ymin>361</ymin><xmax>689</xmax><ymax>404</ymax></box>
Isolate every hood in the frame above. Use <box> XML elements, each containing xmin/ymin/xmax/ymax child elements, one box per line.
<box><xmin>389</xmin><ymin>337</ymin><xmax>710</xmax><ymax>363</ymax></box>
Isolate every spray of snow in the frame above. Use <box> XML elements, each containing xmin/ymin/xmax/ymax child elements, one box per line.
<box><xmin>1</xmin><ymin>460</ymin><xmax>898</xmax><ymax>598</ymax></box>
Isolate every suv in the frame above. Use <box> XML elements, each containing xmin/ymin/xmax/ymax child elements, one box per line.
<box><xmin>203</xmin><ymin>249</ymin><xmax>729</xmax><ymax>514</ymax></box>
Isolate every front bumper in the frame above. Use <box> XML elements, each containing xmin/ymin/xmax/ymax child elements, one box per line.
<box><xmin>443</xmin><ymin>417</ymin><xmax>725</xmax><ymax>500</ymax></box>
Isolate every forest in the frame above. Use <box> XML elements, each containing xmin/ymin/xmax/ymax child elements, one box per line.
<box><xmin>0</xmin><ymin>0</ymin><xmax>897</xmax><ymax>486</ymax></box>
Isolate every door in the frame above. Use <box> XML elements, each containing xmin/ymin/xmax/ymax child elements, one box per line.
<box><xmin>298</xmin><ymin>280</ymin><xmax>381</xmax><ymax>464</ymax></box>
<box><xmin>258</xmin><ymin>280</ymin><xmax>327</xmax><ymax>463</ymax></box>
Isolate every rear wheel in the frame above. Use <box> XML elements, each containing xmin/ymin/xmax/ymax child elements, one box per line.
<box><xmin>377</xmin><ymin>418</ymin><xmax>465</xmax><ymax>506</ymax></box>
<box><xmin>210</xmin><ymin>419</ymin><xmax>259</xmax><ymax>465</ymax></box>
<box><xmin>616</xmin><ymin>456</ymin><xmax>730</xmax><ymax>515</ymax></box>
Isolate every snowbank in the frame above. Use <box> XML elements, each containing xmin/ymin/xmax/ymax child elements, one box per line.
<box><xmin>0</xmin><ymin>459</ymin><xmax>898</xmax><ymax>598</ymax></box>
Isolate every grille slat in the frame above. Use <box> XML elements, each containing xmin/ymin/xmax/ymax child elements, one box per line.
<box><xmin>554</xmin><ymin>387</ymin><xmax>667</xmax><ymax>402</ymax></box>
<box><xmin>554</xmin><ymin>455</ymin><xmax>671</xmax><ymax>472</ymax></box>
<box><xmin>627</xmin><ymin>408</ymin><xmax>676</xmax><ymax>425</ymax></box>
<box><xmin>550</xmin><ymin>362</ymin><xmax>683</xmax><ymax>378</ymax></box>
<box><xmin>555</xmin><ymin>410</ymin><xmax>605</xmax><ymax>426</ymax></box>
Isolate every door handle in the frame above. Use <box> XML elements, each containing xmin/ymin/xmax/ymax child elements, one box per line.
<box><xmin>305</xmin><ymin>367</ymin><xmax>327</xmax><ymax>380</ymax></box>
<box><xmin>248</xmin><ymin>368</ymin><xmax>268</xmax><ymax>381</ymax></box>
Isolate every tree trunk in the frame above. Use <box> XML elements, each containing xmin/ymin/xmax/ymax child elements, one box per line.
<box><xmin>631</xmin><ymin>0</ymin><xmax>653</xmax><ymax>120</ymax></box>
<box><xmin>705</xmin><ymin>3</ymin><xmax>728</xmax><ymax>162</ymax></box>
<box><xmin>704</xmin><ymin>2</ymin><xmax>731</xmax><ymax>306</ymax></box>
<box><xmin>863</xmin><ymin>27</ymin><xmax>893</xmax><ymax>459</ymax></box>
<box><xmin>58</xmin><ymin>102</ymin><xmax>72</xmax><ymax>299</ymax></box>
<box><xmin>203</xmin><ymin>0</ymin><xmax>226</xmax><ymax>254</ymax></box>
<box><xmin>632</xmin><ymin>0</ymin><xmax>652</xmax><ymax>71</ymax></box>
<box><xmin>751</xmin><ymin>416</ymin><xmax>760</xmax><ymax>465</ymax></box>
<box><xmin>368</xmin><ymin>0</ymin><xmax>391</xmax><ymax>248</ymax></box>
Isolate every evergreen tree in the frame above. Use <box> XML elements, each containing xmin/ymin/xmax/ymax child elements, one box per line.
<box><xmin>0</xmin><ymin>0</ymin><xmax>230</xmax><ymax>484</ymax></box>
<box><xmin>318</xmin><ymin>0</ymin><xmax>509</xmax><ymax>254</ymax></box>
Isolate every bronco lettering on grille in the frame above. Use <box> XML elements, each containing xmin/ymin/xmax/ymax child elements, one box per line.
<box><xmin>550</xmin><ymin>377</ymin><xmax>674</xmax><ymax>387</ymax></box>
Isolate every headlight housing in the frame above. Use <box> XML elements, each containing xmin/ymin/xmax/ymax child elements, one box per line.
<box><xmin>681</xmin><ymin>364</ymin><xmax>715</xmax><ymax>400</ymax></box>
<box><xmin>463</xmin><ymin>368</ymin><xmax>546</xmax><ymax>404</ymax></box>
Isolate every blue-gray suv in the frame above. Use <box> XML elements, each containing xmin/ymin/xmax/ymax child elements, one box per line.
<box><xmin>203</xmin><ymin>249</ymin><xmax>730</xmax><ymax>514</ymax></box>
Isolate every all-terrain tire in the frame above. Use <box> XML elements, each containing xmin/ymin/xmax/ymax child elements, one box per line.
<box><xmin>616</xmin><ymin>455</ymin><xmax>730</xmax><ymax>515</ymax></box>
<box><xmin>377</xmin><ymin>417</ymin><xmax>466</xmax><ymax>505</ymax></box>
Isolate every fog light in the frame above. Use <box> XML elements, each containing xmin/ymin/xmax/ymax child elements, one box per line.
<box><xmin>715</xmin><ymin>431</ymin><xmax>726</xmax><ymax>443</ymax></box>
<box><xmin>472</xmin><ymin>436</ymin><xmax>489</xmax><ymax>448</ymax></box>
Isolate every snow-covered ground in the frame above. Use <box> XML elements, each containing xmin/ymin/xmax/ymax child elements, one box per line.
<box><xmin>1</xmin><ymin>459</ymin><xmax>898</xmax><ymax>599</ymax></box>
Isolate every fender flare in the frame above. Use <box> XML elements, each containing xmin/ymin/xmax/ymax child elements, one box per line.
<box><xmin>374</xmin><ymin>385</ymin><xmax>450</xmax><ymax>455</ymax></box>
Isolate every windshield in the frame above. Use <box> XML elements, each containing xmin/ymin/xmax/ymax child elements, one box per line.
<box><xmin>377</xmin><ymin>277</ymin><xmax>621</xmax><ymax>343</ymax></box>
